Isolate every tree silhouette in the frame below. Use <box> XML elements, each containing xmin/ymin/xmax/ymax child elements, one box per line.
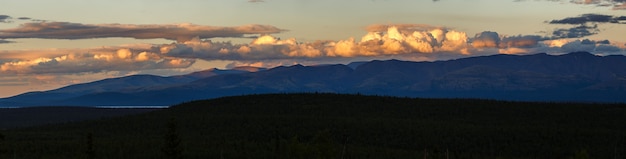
<box><xmin>85</xmin><ymin>132</ymin><xmax>95</xmax><ymax>159</ymax></box>
<box><xmin>572</xmin><ymin>149</ymin><xmax>590</xmax><ymax>159</ymax></box>
<box><xmin>312</xmin><ymin>130</ymin><xmax>337</xmax><ymax>159</ymax></box>
<box><xmin>162</xmin><ymin>117</ymin><xmax>183</xmax><ymax>159</ymax></box>
<box><xmin>0</xmin><ymin>132</ymin><xmax>4</xmax><ymax>154</ymax></box>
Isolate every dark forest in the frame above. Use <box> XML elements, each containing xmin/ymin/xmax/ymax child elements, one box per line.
<box><xmin>0</xmin><ymin>93</ymin><xmax>624</xmax><ymax>159</ymax></box>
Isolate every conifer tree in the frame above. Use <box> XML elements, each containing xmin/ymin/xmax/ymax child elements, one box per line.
<box><xmin>85</xmin><ymin>132</ymin><xmax>95</xmax><ymax>159</ymax></box>
<box><xmin>162</xmin><ymin>117</ymin><xmax>183</xmax><ymax>159</ymax></box>
<box><xmin>572</xmin><ymin>149</ymin><xmax>590</xmax><ymax>159</ymax></box>
<box><xmin>0</xmin><ymin>132</ymin><xmax>4</xmax><ymax>152</ymax></box>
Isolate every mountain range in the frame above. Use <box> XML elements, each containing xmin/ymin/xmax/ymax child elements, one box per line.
<box><xmin>1</xmin><ymin>51</ymin><xmax>625</xmax><ymax>107</ymax></box>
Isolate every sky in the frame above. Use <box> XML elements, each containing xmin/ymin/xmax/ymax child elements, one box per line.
<box><xmin>0</xmin><ymin>0</ymin><xmax>625</xmax><ymax>98</ymax></box>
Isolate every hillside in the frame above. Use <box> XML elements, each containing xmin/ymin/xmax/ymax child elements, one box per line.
<box><xmin>0</xmin><ymin>93</ymin><xmax>625</xmax><ymax>159</ymax></box>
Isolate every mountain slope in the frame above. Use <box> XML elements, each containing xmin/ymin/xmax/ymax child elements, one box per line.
<box><xmin>0</xmin><ymin>68</ymin><xmax>257</xmax><ymax>106</ymax></box>
<box><xmin>2</xmin><ymin>52</ymin><xmax>626</xmax><ymax>106</ymax></box>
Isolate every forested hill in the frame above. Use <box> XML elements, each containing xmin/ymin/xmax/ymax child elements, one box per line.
<box><xmin>1</xmin><ymin>93</ymin><xmax>626</xmax><ymax>159</ymax></box>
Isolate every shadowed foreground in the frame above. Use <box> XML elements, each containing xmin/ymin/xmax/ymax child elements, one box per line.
<box><xmin>0</xmin><ymin>107</ymin><xmax>158</xmax><ymax>129</ymax></box>
<box><xmin>0</xmin><ymin>93</ymin><xmax>625</xmax><ymax>159</ymax></box>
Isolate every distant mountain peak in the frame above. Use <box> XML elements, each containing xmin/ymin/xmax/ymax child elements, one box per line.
<box><xmin>347</xmin><ymin>61</ymin><xmax>368</xmax><ymax>69</ymax></box>
<box><xmin>559</xmin><ymin>51</ymin><xmax>595</xmax><ymax>57</ymax></box>
<box><xmin>231</xmin><ymin>66</ymin><xmax>266</xmax><ymax>72</ymax></box>
<box><xmin>183</xmin><ymin>67</ymin><xmax>254</xmax><ymax>79</ymax></box>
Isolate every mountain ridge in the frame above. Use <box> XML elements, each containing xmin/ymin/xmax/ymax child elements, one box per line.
<box><xmin>2</xmin><ymin>52</ymin><xmax>625</xmax><ymax>107</ymax></box>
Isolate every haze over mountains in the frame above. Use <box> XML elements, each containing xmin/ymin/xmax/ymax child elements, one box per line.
<box><xmin>1</xmin><ymin>52</ymin><xmax>625</xmax><ymax>107</ymax></box>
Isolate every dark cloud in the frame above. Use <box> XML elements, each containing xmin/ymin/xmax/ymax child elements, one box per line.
<box><xmin>596</xmin><ymin>39</ymin><xmax>611</xmax><ymax>44</ymax></box>
<box><xmin>0</xmin><ymin>15</ymin><xmax>11</xmax><ymax>23</ymax></box>
<box><xmin>595</xmin><ymin>44</ymin><xmax>623</xmax><ymax>52</ymax></box>
<box><xmin>0</xmin><ymin>22</ymin><xmax>285</xmax><ymax>42</ymax></box>
<box><xmin>560</xmin><ymin>39</ymin><xmax>624</xmax><ymax>53</ymax></box>
<box><xmin>569</xmin><ymin>0</ymin><xmax>626</xmax><ymax>10</ymax></box>
<box><xmin>552</xmin><ymin>25</ymin><xmax>599</xmax><ymax>38</ymax></box>
<box><xmin>0</xmin><ymin>15</ymin><xmax>39</xmax><ymax>22</ymax></box>
<box><xmin>547</xmin><ymin>13</ymin><xmax>625</xmax><ymax>38</ymax></box>
<box><xmin>471</xmin><ymin>31</ymin><xmax>542</xmax><ymax>48</ymax></box>
<box><xmin>500</xmin><ymin>35</ymin><xmax>543</xmax><ymax>48</ymax></box>
<box><xmin>516</xmin><ymin>0</ymin><xmax>626</xmax><ymax>10</ymax></box>
<box><xmin>560</xmin><ymin>39</ymin><xmax>604</xmax><ymax>52</ymax></box>
<box><xmin>550</xmin><ymin>14</ymin><xmax>626</xmax><ymax>24</ymax></box>
<box><xmin>539</xmin><ymin>38</ymin><xmax>625</xmax><ymax>54</ymax></box>
<box><xmin>580</xmin><ymin>39</ymin><xmax>594</xmax><ymax>44</ymax></box>
<box><xmin>471</xmin><ymin>31</ymin><xmax>500</xmax><ymax>48</ymax></box>
<box><xmin>0</xmin><ymin>39</ymin><xmax>13</xmax><ymax>44</ymax></box>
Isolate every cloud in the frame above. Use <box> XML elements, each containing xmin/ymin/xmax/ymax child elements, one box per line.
<box><xmin>570</xmin><ymin>0</ymin><xmax>626</xmax><ymax>10</ymax></box>
<box><xmin>155</xmin><ymin>23</ymin><xmax>626</xmax><ymax>64</ymax></box>
<box><xmin>471</xmin><ymin>31</ymin><xmax>500</xmax><ymax>48</ymax></box>
<box><xmin>157</xmin><ymin>24</ymin><xmax>474</xmax><ymax>62</ymax></box>
<box><xmin>0</xmin><ymin>77</ymin><xmax>29</xmax><ymax>86</ymax></box>
<box><xmin>248</xmin><ymin>0</ymin><xmax>265</xmax><ymax>2</ymax></box>
<box><xmin>0</xmin><ymin>39</ymin><xmax>13</xmax><ymax>44</ymax></box>
<box><xmin>560</xmin><ymin>40</ymin><xmax>597</xmax><ymax>52</ymax></box>
<box><xmin>615</xmin><ymin>3</ymin><xmax>626</xmax><ymax>9</ymax></box>
<box><xmin>546</xmin><ymin>14</ymin><xmax>626</xmax><ymax>38</ymax></box>
<box><xmin>549</xmin><ymin>14</ymin><xmax>626</xmax><ymax>24</ymax></box>
<box><xmin>471</xmin><ymin>31</ymin><xmax>544</xmax><ymax>48</ymax></box>
<box><xmin>595</xmin><ymin>44</ymin><xmax>623</xmax><ymax>52</ymax></box>
<box><xmin>365</xmin><ymin>24</ymin><xmax>445</xmax><ymax>33</ymax></box>
<box><xmin>0</xmin><ymin>46</ymin><xmax>194</xmax><ymax>75</ymax></box>
<box><xmin>536</xmin><ymin>38</ymin><xmax>626</xmax><ymax>55</ymax></box>
<box><xmin>0</xmin><ymin>15</ymin><xmax>11</xmax><ymax>23</ymax></box>
<box><xmin>516</xmin><ymin>0</ymin><xmax>626</xmax><ymax>10</ymax></box>
<box><xmin>551</xmin><ymin>25</ymin><xmax>599</xmax><ymax>38</ymax></box>
<box><xmin>2</xmin><ymin>23</ymin><xmax>624</xmax><ymax>77</ymax></box>
<box><xmin>0</xmin><ymin>22</ymin><xmax>285</xmax><ymax>42</ymax></box>
<box><xmin>500</xmin><ymin>35</ymin><xmax>544</xmax><ymax>48</ymax></box>
<box><xmin>2</xmin><ymin>19</ymin><xmax>625</xmax><ymax>97</ymax></box>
